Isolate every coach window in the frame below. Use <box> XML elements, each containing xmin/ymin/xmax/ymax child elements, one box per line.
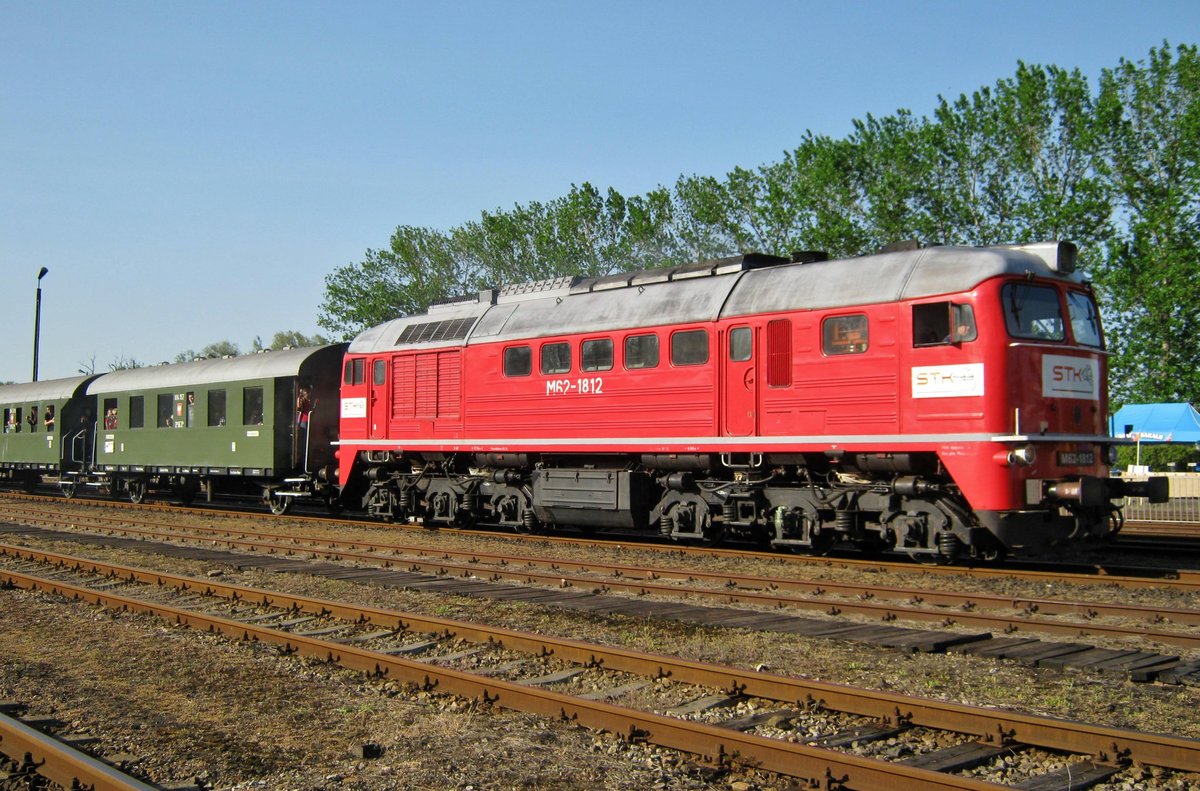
<box><xmin>243</xmin><ymin>387</ymin><xmax>264</xmax><ymax>425</ymax></box>
<box><xmin>671</xmin><ymin>329</ymin><xmax>709</xmax><ymax>366</ymax></box>
<box><xmin>343</xmin><ymin>358</ymin><xmax>365</xmax><ymax>385</ymax></box>
<box><xmin>729</xmin><ymin>327</ymin><xmax>752</xmax><ymax>362</ymax></box>
<box><xmin>503</xmin><ymin>345</ymin><xmax>532</xmax><ymax>377</ymax></box>
<box><xmin>540</xmin><ymin>342</ymin><xmax>571</xmax><ymax>375</ymax></box>
<box><xmin>102</xmin><ymin>399</ymin><xmax>117</xmax><ymax>430</ymax></box>
<box><xmin>624</xmin><ymin>334</ymin><xmax>659</xmax><ymax>369</ymax></box>
<box><xmin>822</xmin><ymin>314</ymin><xmax>869</xmax><ymax>355</ymax></box>
<box><xmin>373</xmin><ymin>359</ymin><xmax>386</xmax><ymax>386</ymax></box>
<box><xmin>581</xmin><ymin>338</ymin><xmax>613</xmax><ymax>372</ymax></box>
<box><xmin>208</xmin><ymin>389</ymin><xmax>227</xmax><ymax>426</ymax></box>
<box><xmin>156</xmin><ymin>394</ymin><xmax>173</xmax><ymax>428</ymax></box>
<box><xmin>129</xmin><ymin>396</ymin><xmax>145</xmax><ymax>429</ymax></box>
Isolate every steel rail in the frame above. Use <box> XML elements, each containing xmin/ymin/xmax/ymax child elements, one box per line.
<box><xmin>5</xmin><ymin>495</ymin><xmax>1200</xmax><ymax>590</ymax></box>
<box><xmin>4</xmin><ymin>546</ymin><xmax>1200</xmax><ymax>776</ymax></box>
<box><xmin>0</xmin><ymin>710</ymin><xmax>160</xmax><ymax>791</ymax></box>
<box><xmin>6</xmin><ymin>510</ymin><xmax>1200</xmax><ymax>650</ymax></box>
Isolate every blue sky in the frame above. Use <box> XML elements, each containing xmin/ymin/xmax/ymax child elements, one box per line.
<box><xmin>2</xmin><ymin>1</ymin><xmax>1197</xmax><ymax>384</ymax></box>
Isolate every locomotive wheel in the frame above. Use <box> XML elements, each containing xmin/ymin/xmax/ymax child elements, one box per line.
<box><xmin>127</xmin><ymin>479</ymin><xmax>147</xmax><ymax>505</ymax></box>
<box><xmin>266</xmin><ymin>490</ymin><xmax>291</xmax><ymax>515</ymax></box>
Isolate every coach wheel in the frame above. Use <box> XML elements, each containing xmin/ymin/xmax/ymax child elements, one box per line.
<box><xmin>127</xmin><ymin>479</ymin><xmax>147</xmax><ymax>505</ymax></box>
<box><xmin>175</xmin><ymin>478</ymin><xmax>198</xmax><ymax>506</ymax></box>
<box><xmin>22</xmin><ymin>474</ymin><xmax>38</xmax><ymax>494</ymax></box>
<box><xmin>60</xmin><ymin>480</ymin><xmax>77</xmax><ymax>499</ymax></box>
<box><xmin>266</xmin><ymin>490</ymin><xmax>291</xmax><ymax>515</ymax></box>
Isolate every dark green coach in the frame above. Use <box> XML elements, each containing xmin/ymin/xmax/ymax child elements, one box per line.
<box><xmin>0</xmin><ymin>375</ymin><xmax>97</xmax><ymax>491</ymax></box>
<box><xmin>85</xmin><ymin>344</ymin><xmax>346</xmax><ymax>510</ymax></box>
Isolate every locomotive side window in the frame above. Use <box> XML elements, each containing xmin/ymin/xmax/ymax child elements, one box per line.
<box><xmin>624</xmin><ymin>334</ymin><xmax>659</xmax><ymax>369</ymax></box>
<box><xmin>766</xmin><ymin>319</ymin><xmax>792</xmax><ymax>387</ymax></box>
<box><xmin>372</xmin><ymin>359</ymin><xmax>386</xmax><ymax>386</ymax></box>
<box><xmin>503</xmin><ymin>346</ymin><xmax>532</xmax><ymax>377</ymax></box>
<box><xmin>129</xmin><ymin>396</ymin><xmax>145</xmax><ymax>429</ymax></box>
<box><xmin>822</xmin><ymin>314</ymin><xmax>868</xmax><ymax>355</ymax></box>
<box><xmin>208</xmin><ymin>389</ymin><xmax>227</xmax><ymax>426</ymax></box>
<box><xmin>581</xmin><ymin>338</ymin><xmax>613</xmax><ymax>372</ymax></box>
<box><xmin>541</xmin><ymin>342</ymin><xmax>571</xmax><ymax>375</ymax></box>
<box><xmin>729</xmin><ymin>327</ymin><xmax>752</xmax><ymax>362</ymax></box>
<box><xmin>671</xmin><ymin>329</ymin><xmax>709</xmax><ymax>366</ymax></box>
<box><xmin>1067</xmin><ymin>291</ymin><xmax>1103</xmax><ymax>347</ymax></box>
<box><xmin>913</xmin><ymin>302</ymin><xmax>976</xmax><ymax>346</ymax></box>
<box><xmin>1002</xmin><ymin>283</ymin><xmax>1064</xmax><ymax>341</ymax></box>
<box><xmin>343</xmin><ymin>358</ymin><xmax>365</xmax><ymax>385</ymax></box>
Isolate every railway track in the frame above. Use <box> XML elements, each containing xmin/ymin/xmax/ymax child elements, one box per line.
<box><xmin>3</xmin><ymin>504</ymin><xmax>1200</xmax><ymax>685</ymax></box>
<box><xmin>4</xmin><ymin>546</ymin><xmax>1200</xmax><ymax>790</ymax></box>
<box><xmin>0</xmin><ymin>701</ymin><xmax>171</xmax><ymax>791</ymax></box>
<box><xmin>6</xmin><ymin>492</ymin><xmax>1200</xmax><ymax>590</ymax></box>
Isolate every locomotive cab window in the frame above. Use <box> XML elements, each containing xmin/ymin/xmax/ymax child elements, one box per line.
<box><xmin>343</xmin><ymin>358</ymin><xmax>365</xmax><ymax>385</ymax></box>
<box><xmin>1002</xmin><ymin>283</ymin><xmax>1064</xmax><ymax>341</ymax></box>
<box><xmin>503</xmin><ymin>345</ymin><xmax>532</xmax><ymax>377</ymax></box>
<box><xmin>540</xmin><ymin>342</ymin><xmax>571</xmax><ymax>375</ymax></box>
<box><xmin>581</xmin><ymin>338</ymin><xmax>613</xmax><ymax>372</ymax></box>
<box><xmin>822</xmin><ymin>314</ymin><xmax>868</xmax><ymax>355</ymax></box>
<box><xmin>372</xmin><ymin>359</ymin><xmax>387</xmax><ymax>386</ymax></box>
<box><xmin>1067</xmin><ymin>291</ymin><xmax>1103</xmax><ymax>347</ymax></box>
<box><xmin>624</xmin><ymin>334</ymin><xmax>659</xmax><ymax>369</ymax></box>
<box><xmin>670</xmin><ymin>329</ymin><xmax>709</xmax><ymax>366</ymax></box>
<box><xmin>913</xmin><ymin>302</ymin><xmax>976</xmax><ymax>346</ymax></box>
<box><xmin>729</xmin><ymin>327</ymin><xmax>752</xmax><ymax>362</ymax></box>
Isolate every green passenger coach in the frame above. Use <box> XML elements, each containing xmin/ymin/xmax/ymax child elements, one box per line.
<box><xmin>80</xmin><ymin>344</ymin><xmax>346</xmax><ymax>511</ymax></box>
<box><xmin>0</xmin><ymin>375</ymin><xmax>97</xmax><ymax>490</ymax></box>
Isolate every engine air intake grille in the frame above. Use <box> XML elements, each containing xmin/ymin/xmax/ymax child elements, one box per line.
<box><xmin>396</xmin><ymin>317</ymin><xmax>476</xmax><ymax>345</ymax></box>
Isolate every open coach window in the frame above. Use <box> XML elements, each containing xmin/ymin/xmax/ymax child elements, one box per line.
<box><xmin>913</xmin><ymin>302</ymin><xmax>977</xmax><ymax>346</ymax></box>
<box><xmin>1002</xmin><ymin>283</ymin><xmax>1064</xmax><ymax>341</ymax></box>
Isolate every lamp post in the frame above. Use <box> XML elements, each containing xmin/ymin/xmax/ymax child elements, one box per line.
<box><xmin>32</xmin><ymin>266</ymin><xmax>49</xmax><ymax>381</ymax></box>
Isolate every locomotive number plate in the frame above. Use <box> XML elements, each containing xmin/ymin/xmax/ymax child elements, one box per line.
<box><xmin>1057</xmin><ymin>451</ymin><xmax>1095</xmax><ymax>466</ymax></box>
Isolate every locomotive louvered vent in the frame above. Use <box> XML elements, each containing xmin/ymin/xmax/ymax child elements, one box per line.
<box><xmin>397</xmin><ymin>317</ymin><xmax>476</xmax><ymax>345</ymax></box>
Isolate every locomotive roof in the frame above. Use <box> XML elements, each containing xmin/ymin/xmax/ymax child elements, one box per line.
<box><xmin>349</xmin><ymin>242</ymin><xmax>1079</xmax><ymax>353</ymax></box>
<box><xmin>0</xmin><ymin>375</ymin><xmax>96</xmax><ymax>404</ymax></box>
<box><xmin>86</xmin><ymin>345</ymin><xmax>346</xmax><ymax>395</ymax></box>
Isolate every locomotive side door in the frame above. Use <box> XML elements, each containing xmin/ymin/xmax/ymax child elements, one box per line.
<box><xmin>723</xmin><ymin>325</ymin><xmax>757</xmax><ymax>436</ymax></box>
<box><xmin>369</xmin><ymin>357</ymin><xmax>390</xmax><ymax>440</ymax></box>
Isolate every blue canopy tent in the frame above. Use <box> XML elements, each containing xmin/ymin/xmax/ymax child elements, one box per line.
<box><xmin>1111</xmin><ymin>403</ymin><xmax>1200</xmax><ymax>444</ymax></box>
<box><xmin>1111</xmin><ymin>403</ymin><xmax>1200</xmax><ymax>470</ymax></box>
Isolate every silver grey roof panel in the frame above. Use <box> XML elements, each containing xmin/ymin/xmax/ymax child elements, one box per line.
<box><xmin>86</xmin><ymin>345</ymin><xmax>342</xmax><ymax>395</ymax></box>
<box><xmin>0</xmin><ymin>375</ymin><xmax>95</xmax><ymax>404</ymax></box>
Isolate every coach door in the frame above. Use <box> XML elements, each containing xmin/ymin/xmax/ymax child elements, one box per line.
<box><xmin>723</xmin><ymin>325</ymin><xmax>757</xmax><ymax>436</ymax></box>
<box><xmin>369</xmin><ymin>358</ymin><xmax>389</xmax><ymax>439</ymax></box>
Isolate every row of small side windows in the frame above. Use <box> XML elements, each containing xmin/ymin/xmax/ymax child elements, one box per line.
<box><xmin>502</xmin><ymin>316</ymin><xmax>875</xmax><ymax>380</ymax></box>
<box><xmin>503</xmin><ymin>329</ymin><xmax>710</xmax><ymax>378</ymax></box>
<box><xmin>99</xmin><ymin>388</ymin><xmax>262</xmax><ymax>429</ymax></box>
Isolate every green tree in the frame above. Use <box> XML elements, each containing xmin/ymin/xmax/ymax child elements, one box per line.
<box><xmin>1093</xmin><ymin>43</ymin><xmax>1200</xmax><ymax>405</ymax></box>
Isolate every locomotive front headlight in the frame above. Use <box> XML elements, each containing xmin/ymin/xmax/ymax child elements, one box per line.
<box><xmin>1012</xmin><ymin>445</ymin><xmax>1037</xmax><ymax>466</ymax></box>
<box><xmin>1106</xmin><ymin>445</ymin><xmax>1119</xmax><ymax>465</ymax></box>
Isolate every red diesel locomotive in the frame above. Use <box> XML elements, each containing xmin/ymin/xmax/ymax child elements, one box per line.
<box><xmin>335</xmin><ymin>241</ymin><xmax>1165</xmax><ymax>561</ymax></box>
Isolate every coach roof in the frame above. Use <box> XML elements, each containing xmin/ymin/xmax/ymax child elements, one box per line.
<box><xmin>0</xmin><ymin>375</ymin><xmax>95</xmax><ymax>404</ymax></box>
<box><xmin>86</xmin><ymin>345</ymin><xmax>344</xmax><ymax>395</ymax></box>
